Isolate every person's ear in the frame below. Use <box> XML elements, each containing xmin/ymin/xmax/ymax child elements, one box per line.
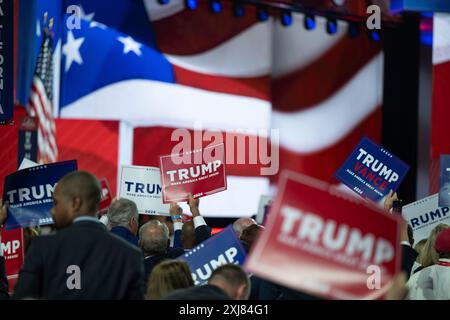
<box><xmin>132</xmin><ymin>217</ymin><xmax>139</xmax><ymax>234</ymax></box>
<box><xmin>236</xmin><ymin>284</ymin><xmax>248</xmax><ymax>300</ymax></box>
<box><xmin>129</xmin><ymin>216</ymin><xmax>136</xmax><ymax>228</ymax></box>
<box><xmin>72</xmin><ymin>196</ymin><xmax>82</xmax><ymax>212</ymax></box>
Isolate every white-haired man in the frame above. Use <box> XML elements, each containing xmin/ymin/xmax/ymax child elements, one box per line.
<box><xmin>232</xmin><ymin>217</ymin><xmax>257</xmax><ymax>238</ymax></box>
<box><xmin>107</xmin><ymin>198</ymin><xmax>139</xmax><ymax>247</ymax></box>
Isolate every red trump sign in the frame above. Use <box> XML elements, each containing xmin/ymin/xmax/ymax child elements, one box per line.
<box><xmin>159</xmin><ymin>143</ymin><xmax>227</xmax><ymax>203</ymax></box>
<box><xmin>99</xmin><ymin>178</ymin><xmax>112</xmax><ymax>213</ymax></box>
<box><xmin>1</xmin><ymin>227</ymin><xmax>25</xmax><ymax>293</ymax></box>
<box><xmin>245</xmin><ymin>171</ymin><xmax>401</xmax><ymax>300</ymax></box>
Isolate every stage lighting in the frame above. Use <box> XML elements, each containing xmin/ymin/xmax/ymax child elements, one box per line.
<box><xmin>209</xmin><ymin>0</ymin><xmax>222</xmax><ymax>13</ymax></box>
<box><xmin>280</xmin><ymin>10</ymin><xmax>292</xmax><ymax>27</ymax></box>
<box><xmin>369</xmin><ymin>30</ymin><xmax>381</xmax><ymax>42</ymax></box>
<box><xmin>304</xmin><ymin>14</ymin><xmax>316</xmax><ymax>30</ymax></box>
<box><xmin>326</xmin><ymin>18</ymin><xmax>338</xmax><ymax>34</ymax></box>
<box><xmin>232</xmin><ymin>1</ymin><xmax>245</xmax><ymax>17</ymax></box>
<box><xmin>185</xmin><ymin>0</ymin><xmax>198</xmax><ymax>10</ymax></box>
<box><xmin>157</xmin><ymin>0</ymin><xmax>170</xmax><ymax>5</ymax></box>
<box><xmin>256</xmin><ymin>6</ymin><xmax>269</xmax><ymax>22</ymax></box>
<box><xmin>348</xmin><ymin>22</ymin><xmax>359</xmax><ymax>38</ymax></box>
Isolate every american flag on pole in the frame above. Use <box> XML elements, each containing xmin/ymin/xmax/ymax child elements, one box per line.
<box><xmin>27</xmin><ymin>14</ymin><xmax>58</xmax><ymax>164</ymax></box>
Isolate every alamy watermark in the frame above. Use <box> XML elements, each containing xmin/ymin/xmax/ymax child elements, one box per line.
<box><xmin>66</xmin><ymin>5</ymin><xmax>81</xmax><ymax>30</ymax></box>
<box><xmin>367</xmin><ymin>5</ymin><xmax>382</xmax><ymax>30</ymax></box>
<box><xmin>66</xmin><ymin>265</ymin><xmax>81</xmax><ymax>290</ymax></box>
<box><xmin>65</xmin><ymin>3</ymin><xmax>382</xmax><ymax>31</ymax></box>
<box><xmin>169</xmin><ymin>122</ymin><xmax>279</xmax><ymax>176</ymax></box>
<box><xmin>366</xmin><ymin>265</ymin><xmax>382</xmax><ymax>290</ymax></box>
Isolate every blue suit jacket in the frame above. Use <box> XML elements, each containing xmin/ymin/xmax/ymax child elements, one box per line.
<box><xmin>110</xmin><ymin>226</ymin><xmax>139</xmax><ymax>247</ymax></box>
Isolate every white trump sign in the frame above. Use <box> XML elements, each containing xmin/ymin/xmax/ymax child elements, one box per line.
<box><xmin>402</xmin><ymin>194</ymin><xmax>450</xmax><ymax>242</ymax></box>
<box><xmin>119</xmin><ymin>165</ymin><xmax>170</xmax><ymax>216</ymax></box>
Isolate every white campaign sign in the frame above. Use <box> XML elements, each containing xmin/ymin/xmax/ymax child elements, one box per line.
<box><xmin>255</xmin><ymin>195</ymin><xmax>272</xmax><ymax>225</ymax></box>
<box><xmin>119</xmin><ymin>165</ymin><xmax>170</xmax><ymax>216</ymax></box>
<box><xmin>402</xmin><ymin>194</ymin><xmax>450</xmax><ymax>242</ymax></box>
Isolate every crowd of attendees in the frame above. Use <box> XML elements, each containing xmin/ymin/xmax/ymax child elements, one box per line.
<box><xmin>0</xmin><ymin>170</ymin><xmax>449</xmax><ymax>300</ymax></box>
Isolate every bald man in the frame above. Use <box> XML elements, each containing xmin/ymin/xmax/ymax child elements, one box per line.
<box><xmin>232</xmin><ymin>217</ymin><xmax>257</xmax><ymax>238</ymax></box>
<box><xmin>139</xmin><ymin>220</ymin><xmax>179</xmax><ymax>282</ymax></box>
<box><xmin>13</xmin><ymin>171</ymin><xmax>145</xmax><ymax>300</ymax></box>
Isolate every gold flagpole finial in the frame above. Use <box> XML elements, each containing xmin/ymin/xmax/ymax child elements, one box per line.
<box><xmin>43</xmin><ymin>12</ymin><xmax>49</xmax><ymax>34</ymax></box>
<box><xmin>49</xmin><ymin>18</ymin><xmax>54</xmax><ymax>30</ymax></box>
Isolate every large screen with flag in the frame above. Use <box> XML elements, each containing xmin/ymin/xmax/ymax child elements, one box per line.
<box><xmin>6</xmin><ymin>0</ymin><xmax>384</xmax><ymax>218</ymax></box>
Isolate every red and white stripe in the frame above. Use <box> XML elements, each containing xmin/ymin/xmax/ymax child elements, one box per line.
<box><xmin>59</xmin><ymin>6</ymin><xmax>384</xmax><ymax>217</ymax></box>
<box><xmin>28</xmin><ymin>77</ymin><xmax>58</xmax><ymax>163</ymax></box>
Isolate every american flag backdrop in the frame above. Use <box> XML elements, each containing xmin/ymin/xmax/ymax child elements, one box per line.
<box><xmin>53</xmin><ymin>0</ymin><xmax>384</xmax><ymax>217</ymax></box>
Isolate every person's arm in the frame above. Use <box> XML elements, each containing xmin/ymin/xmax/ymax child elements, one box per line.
<box><xmin>384</xmin><ymin>192</ymin><xmax>418</xmax><ymax>278</ymax></box>
<box><xmin>188</xmin><ymin>194</ymin><xmax>211</xmax><ymax>244</ymax></box>
<box><xmin>384</xmin><ymin>272</ymin><xmax>408</xmax><ymax>300</ymax></box>
<box><xmin>12</xmin><ymin>237</ymin><xmax>44</xmax><ymax>300</ymax></box>
<box><xmin>383</xmin><ymin>190</ymin><xmax>398</xmax><ymax>212</ymax></box>
<box><xmin>399</xmin><ymin>218</ymin><xmax>418</xmax><ymax>278</ymax></box>
<box><xmin>0</xmin><ymin>199</ymin><xmax>10</xmax><ymax>300</ymax></box>
<box><xmin>169</xmin><ymin>203</ymin><xmax>183</xmax><ymax>249</ymax></box>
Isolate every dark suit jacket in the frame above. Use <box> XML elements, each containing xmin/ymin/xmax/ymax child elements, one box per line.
<box><xmin>13</xmin><ymin>220</ymin><xmax>145</xmax><ymax>300</ymax></box>
<box><xmin>110</xmin><ymin>226</ymin><xmax>139</xmax><ymax>247</ymax></box>
<box><xmin>256</xmin><ymin>278</ymin><xmax>321</xmax><ymax>300</ymax></box>
<box><xmin>163</xmin><ymin>284</ymin><xmax>229</xmax><ymax>300</ymax></box>
<box><xmin>0</xmin><ymin>256</ymin><xmax>9</xmax><ymax>300</ymax></box>
<box><xmin>401</xmin><ymin>244</ymin><xmax>418</xmax><ymax>279</ymax></box>
<box><xmin>173</xmin><ymin>224</ymin><xmax>211</xmax><ymax>249</ymax></box>
<box><xmin>194</xmin><ymin>225</ymin><xmax>212</xmax><ymax>245</ymax></box>
<box><xmin>143</xmin><ymin>247</ymin><xmax>185</xmax><ymax>286</ymax></box>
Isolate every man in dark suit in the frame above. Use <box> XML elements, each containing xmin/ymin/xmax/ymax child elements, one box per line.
<box><xmin>164</xmin><ymin>264</ymin><xmax>249</xmax><ymax>300</ymax></box>
<box><xmin>107</xmin><ymin>198</ymin><xmax>139</xmax><ymax>247</ymax></box>
<box><xmin>140</xmin><ymin>219</ymin><xmax>184</xmax><ymax>287</ymax></box>
<box><xmin>140</xmin><ymin>195</ymin><xmax>211</xmax><ymax>288</ymax></box>
<box><xmin>12</xmin><ymin>171</ymin><xmax>145</xmax><ymax>300</ymax></box>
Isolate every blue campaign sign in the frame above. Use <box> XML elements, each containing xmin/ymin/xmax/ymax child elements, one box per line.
<box><xmin>2</xmin><ymin>160</ymin><xmax>78</xmax><ymax>230</ymax></box>
<box><xmin>177</xmin><ymin>225</ymin><xmax>247</xmax><ymax>286</ymax></box>
<box><xmin>439</xmin><ymin>155</ymin><xmax>450</xmax><ymax>207</ymax></box>
<box><xmin>334</xmin><ymin>137</ymin><xmax>410</xmax><ymax>202</ymax></box>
